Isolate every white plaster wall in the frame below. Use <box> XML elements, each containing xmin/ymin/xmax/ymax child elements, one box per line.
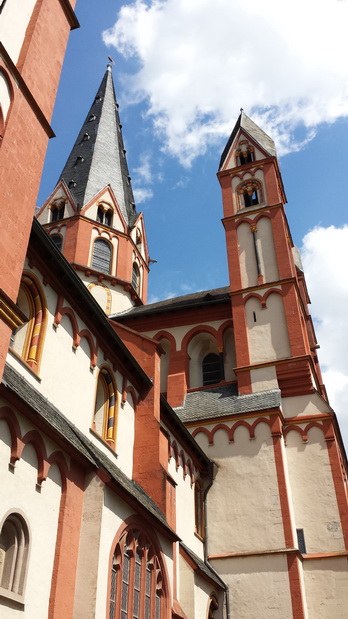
<box><xmin>194</xmin><ymin>573</ymin><xmax>223</xmax><ymax>619</ymax></box>
<box><xmin>257</xmin><ymin>216</ymin><xmax>279</xmax><ymax>282</ymax></box>
<box><xmin>212</xmin><ymin>554</ymin><xmax>293</xmax><ymax>619</ymax></box>
<box><xmin>168</xmin><ymin>457</ymin><xmax>204</xmax><ymax>559</ymax></box>
<box><xmin>6</xmin><ymin>267</ymin><xmax>137</xmax><ymax>478</ymax></box>
<box><xmin>281</xmin><ymin>393</ymin><xmax>331</xmax><ymax>418</ymax></box>
<box><xmin>0</xmin><ymin>421</ymin><xmax>62</xmax><ymax>617</ymax></box>
<box><xmin>196</xmin><ymin>422</ymin><xmax>285</xmax><ymax>553</ymax></box>
<box><xmin>0</xmin><ymin>72</ymin><xmax>11</xmax><ymax>122</ymax></box>
<box><xmin>251</xmin><ymin>366</ymin><xmax>278</xmax><ymax>392</ymax></box>
<box><xmin>87</xmin><ymin>282</ymin><xmax>111</xmax><ymax>314</ymax></box>
<box><xmin>79</xmin><ymin>271</ymin><xmax>133</xmax><ymax>314</ymax></box>
<box><xmin>114</xmin><ymin>392</ymin><xmax>134</xmax><ymax>478</ymax></box>
<box><xmin>0</xmin><ymin>0</ymin><xmax>36</xmax><ymax>65</ymax></box>
<box><xmin>246</xmin><ymin>293</ymin><xmax>291</xmax><ymax>363</ymax></box>
<box><xmin>303</xmin><ymin>557</ymin><xmax>348</xmax><ymax>619</ymax></box>
<box><xmin>143</xmin><ymin>319</ymin><xmax>228</xmax><ymax>350</ymax></box>
<box><xmin>238</xmin><ymin>222</ymin><xmax>258</xmax><ymax>288</ymax></box>
<box><xmin>223</xmin><ymin>328</ymin><xmax>236</xmax><ymax>381</ymax></box>
<box><xmin>285</xmin><ymin>427</ymin><xmax>345</xmax><ymax>553</ymax></box>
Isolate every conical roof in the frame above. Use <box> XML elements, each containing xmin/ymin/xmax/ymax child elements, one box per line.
<box><xmin>58</xmin><ymin>65</ymin><xmax>137</xmax><ymax>225</ymax></box>
<box><xmin>219</xmin><ymin>110</ymin><xmax>277</xmax><ymax>170</ymax></box>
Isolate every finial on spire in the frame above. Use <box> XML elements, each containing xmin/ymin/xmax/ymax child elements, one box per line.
<box><xmin>240</xmin><ymin>107</ymin><xmax>244</xmax><ymax>113</ymax></box>
<box><xmin>107</xmin><ymin>55</ymin><xmax>115</xmax><ymax>70</ymax></box>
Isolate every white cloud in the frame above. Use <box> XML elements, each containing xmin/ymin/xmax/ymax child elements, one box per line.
<box><xmin>103</xmin><ymin>0</ymin><xmax>348</xmax><ymax>165</ymax></box>
<box><xmin>133</xmin><ymin>187</ymin><xmax>154</xmax><ymax>203</ymax></box>
<box><xmin>133</xmin><ymin>153</ymin><xmax>153</xmax><ymax>184</ymax></box>
<box><xmin>301</xmin><ymin>225</ymin><xmax>348</xmax><ymax>448</ymax></box>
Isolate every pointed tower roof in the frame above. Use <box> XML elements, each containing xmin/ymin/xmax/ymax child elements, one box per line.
<box><xmin>58</xmin><ymin>65</ymin><xmax>137</xmax><ymax>225</ymax></box>
<box><xmin>219</xmin><ymin>110</ymin><xmax>277</xmax><ymax>170</ymax></box>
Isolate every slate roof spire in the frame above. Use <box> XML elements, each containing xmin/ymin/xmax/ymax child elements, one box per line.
<box><xmin>58</xmin><ymin>64</ymin><xmax>137</xmax><ymax>225</ymax></box>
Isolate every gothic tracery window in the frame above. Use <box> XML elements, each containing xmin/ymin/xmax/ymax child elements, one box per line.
<box><xmin>109</xmin><ymin>529</ymin><xmax>164</xmax><ymax>619</ymax></box>
<box><xmin>50</xmin><ymin>199</ymin><xmax>65</xmax><ymax>222</ymax></box>
<box><xmin>238</xmin><ymin>180</ymin><xmax>262</xmax><ymax>209</ymax></box>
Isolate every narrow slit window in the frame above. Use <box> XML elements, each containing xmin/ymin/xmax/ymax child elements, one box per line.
<box><xmin>296</xmin><ymin>529</ymin><xmax>306</xmax><ymax>554</ymax></box>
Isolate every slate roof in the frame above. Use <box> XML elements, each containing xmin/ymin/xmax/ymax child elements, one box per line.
<box><xmin>219</xmin><ymin>111</ymin><xmax>277</xmax><ymax>170</ymax></box>
<box><xmin>112</xmin><ymin>286</ymin><xmax>230</xmax><ymax>320</ymax></box>
<box><xmin>2</xmin><ymin>364</ymin><xmax>175</xmax><ymax>536</ymax></box>
<box><xmin>174</xmin><ymin>384</ymin><xmax>281</xmax><ymax>423</ymax></box>
<box><xmin>180</xmin><ymin>543</ymin><xmax>227</xmax><ymax>589</ymax></box>
<box><xmin>58</xmin><ymin>66</ymin><xmax>137</xmax><ymax>226</ymax></box>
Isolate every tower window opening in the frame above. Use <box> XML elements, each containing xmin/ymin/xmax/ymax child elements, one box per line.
<box><xmin>243</xmin><ymin>189</ymin><xmax>259</xmax><ymax>208</ymax></box>
<box><xmin>253</xmin><ymin>311</ymin><xmax>257</xmax><ymax>322</ymax></box>
<box><xmin>97</xmin><ymin>206</ymin><xmax>113</xmax><ymax>227</ymax></box>
<box><xmin>296</xmin><ymin>529</ymin><xmax>307</xmax><ymax>554</ymax></box>
<box><xmin>92</xmin><ymin>238</ymin><xmax>112</xmax><ymax>273</ymax></box>
<box><xmin>132</xmin><ymin>263</ymin><xmax>140</xmax><ymax>295</ymax></box>
<box><xmin>51</xmin><ymin>204</ymin><xmax>65</xmax><ymax>222</ymax></box>
<box><xmin>202</xmin><ymin>353</ymin><xmax>222</xmax><ymax>386</ymax></box>
<box><xmin>51</xmin><ymin>235</ymin><xmax>62</xmax><ymax>251</ymax></box>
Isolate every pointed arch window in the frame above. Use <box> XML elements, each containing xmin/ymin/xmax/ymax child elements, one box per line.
<box><xmin>110</xmin><ymin>529</ymin><xmax>164</xmax><ymax>619</ymax></box>
<box><xmin>132</xmin><ymin>263</ymin><xmax>140</xmax><ymax>295</ymax></box>
<box><xmin>236</xmin><ymin>145</ymin><xmax>254</xmax><ymax>166</ymax></box>
<box><xmin>202</xmin><ymin>353</ymin><xmax>222</xmax><ymax>386</ymax></box>
<box><xmin>93</xmin><ymin>367</ymin><xmax>117</xmax><ymax>445</ymax></box>
<box><xmin>0</xmin><ymin>513</ymin><xmax>29</xmax><ymax>599</ymax></box>
<box><xmin>11</xmin><ymin>274</ymin><xmax>46</xmax><ymax>372</ymax></box>
<box><xmin>92</xmin><ymin>238</ymin><xmax>112</xmax><ymax>274</ymax></box>
<box><xmin>208</xmin><ymin>594</ymin><xmax>219</xmax><ymax>619</ymax></box>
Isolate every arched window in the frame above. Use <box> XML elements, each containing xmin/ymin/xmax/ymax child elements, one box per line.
<box><xmin>238</xmin><ymin>180</ymin><xmax>262</xmax><ymax>209</ymax></box>
<box><xmin>132</xmin><ymin>263</ymin><xmax>140</xmax><ymax>295</ymax></box>
<box><xmin>0</xmin><ymin>513</ymin><xmax>29</xmax><ymax>598</ymax></box>
<box><xmin>110</xmin><ymin>529</ymin><xmax>164</xmax><ymax>619</ymax></box>
<box><xmin>207</xmin><ymin>594</ymin><xmax>219</xmax><ymax>619</ymax></box>
<box><xmin>202</xmin><ymin>353</ymin><xmax>222</xmax><ymax>386</ymax></box>
<box><xmin>92</xmin><ymin>238</ymin><xmax>112</xmax><ymax>274</ymax></box>
<box><xmin>194</xmin><ymin>481</ymin><xmax>204</xmax><ymax>538</ymax></box>
<box><xmin>50</xmin><ymin>234</ymin><xmax>62</xmax><ymax>251</ymax></box>
<box><xmin>11</xmin><ymin>274</ymin><xmax>46</xmax><ymax>371</ymax></box>
<box><xmin>93</xmin><ymin>368</ymin><xmax>117</xmax><ymax>445</ymax></box>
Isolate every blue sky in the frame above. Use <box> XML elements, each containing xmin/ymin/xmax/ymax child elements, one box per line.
<box><xmin>38</xmin><ymin>0</ymin><xmax>348</xmax><ymax>446</ymax></box>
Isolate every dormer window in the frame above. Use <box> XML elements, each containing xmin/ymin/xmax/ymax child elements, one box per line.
<box><xmin>96</xmin><ymin>204</ymin><xmax>113</xmax><ymax>227</ymax></box>
<box><xmin>51</xmin><ymin>199</ymin><xmax>65</xmax><ymax>222</ymax></box>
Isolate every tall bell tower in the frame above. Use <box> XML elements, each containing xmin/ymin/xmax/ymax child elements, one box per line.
<box><xmin>37</xmin><ymin>65</ymin><xmax>149</xmax><ymax>315</ymax></box>
<box><xmin>218</xmin><ymin>111</ymin><xmax>324</xmax><ymax>399</ymax></box>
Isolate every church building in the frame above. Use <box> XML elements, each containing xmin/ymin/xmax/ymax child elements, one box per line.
<box><xmin>0</xmin><ymin>2</ymin><xmax>347</xmax><ymax>618</ymax></box>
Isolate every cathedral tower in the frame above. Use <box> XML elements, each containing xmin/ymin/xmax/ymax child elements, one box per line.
<box><xmin>218</xmin><ymin>111</ymin><xmax>324</xmax><ymax>400</ymax></box>
<box><xmin>37</xmin><ymin>65</ymin><xmax>149</xmax><ymax>315</ymax></box>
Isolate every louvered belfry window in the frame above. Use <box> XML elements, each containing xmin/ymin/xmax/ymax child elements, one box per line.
<box><xmin>92</xmin><ymin>239</ymin><xmax>112</xmax><ymax>273</ymax></box>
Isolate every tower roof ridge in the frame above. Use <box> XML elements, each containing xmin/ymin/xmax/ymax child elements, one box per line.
<box><xmin>58</xmin><ymin>66</ymin><xmax>137</xmax><ymax>226</ymax></box>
